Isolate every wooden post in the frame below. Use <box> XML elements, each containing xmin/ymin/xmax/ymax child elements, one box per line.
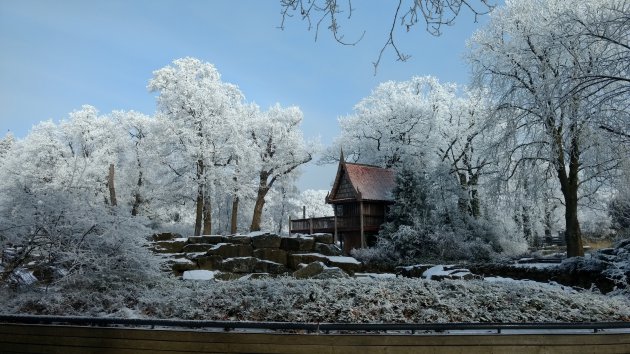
<box><xmin>334</xmin><ymin>211</ymin><xmax>338</xmax><ymax>243</ymax></box>
<box><xmin>288</xmin><ymin>216</ymin><xmax>292</xmax><ymax>234</ymax></box>
<box><xmin>302</xmin><ymin>206</ymin><xmax>306</xmax><ymax>219</ymax></box>
<box><xmin>360</xmin><ymin>201</ymin><xmax>365</xmax><ymax>248</ymax></box>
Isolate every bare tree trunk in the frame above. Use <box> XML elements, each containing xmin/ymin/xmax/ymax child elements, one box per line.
<box><xmin>230</xmin><ymin>195</ymin><xmax>239</xmax><ymax>234</ymax></box>
<box><xmin>521</xmin><ymin>206</ymin><xmax>532</xmax><ymax>244</ymax></box>
<box><xmin>277</xmin><ymin>189</ymin><xmax>286</xmax><ymax>234</ymax></box>
<box><xmin>544</xmin><ymin>200</ymin><xmax>555</xmax><ymax>243</ymax></box>
<box><xmin>469</xmin><ymin>173</ymin><xmax>480</xmax><ymax>218</ymax></box>
<box><xmin>203</xmin><ymin>189</ymin><xmax>212</xmax><ymax>235</ymax></box>
<box><xmin>131</xmin><ymin>157</ymin><xmax>143</xmax><ymax>216</ymax></box>
<box><xmin>250</xmin><ymin>172</ymin><xmax>270</xmax><ymax>232</ymax></box>
<box><xmin>457</xmin><ymin>172</ymin><xmax>468</xmax><ymax>215</ymax></box>
<box><xmin>107</xmin><ymin>164</ymin><xmax>117</xmax><ymax>207</ymax></box>
<box><xmin>563</xmin><ymin>134</ymin><xmax>584</xmax><ymax>257</ymax></box>
<box><xmin>555</xmin><ymin>124</ymin><xmax>584</xmax><ymax>257</ymax></box>
<box><xmin>194</xmin><ymin>160</ymin><xmax>204</xmax><ymax>236</ymax></box>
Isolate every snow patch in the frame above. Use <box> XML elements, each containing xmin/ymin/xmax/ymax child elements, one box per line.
<box><xmin>422</xmin><ymin>265</ymin><xmax>450</xmax><ymax>279</ymax></box>
<box><xmin>182</xmin><ymin>270</ymin><xmax>217</xmax><ymax>280</ymax></box>
<box><xmin>327</xmin><ymin>256</ymin><xmax>361</xmax><ymax>265</ymax></box>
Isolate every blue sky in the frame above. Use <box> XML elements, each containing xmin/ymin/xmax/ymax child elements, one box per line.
<box><xmin>0</xmin><ymin>0</ymin><xmax>494</xmax><ymax>191</ymax></box>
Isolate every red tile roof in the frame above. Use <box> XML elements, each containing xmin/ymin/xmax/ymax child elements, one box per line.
<box><xmin>344</xmin><ymin>163</ymin><xmax>395</xmax><ymax>202</ymax></box>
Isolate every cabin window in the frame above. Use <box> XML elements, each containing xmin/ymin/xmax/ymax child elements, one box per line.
<box><xmin>336</xmin><ymin>204</ymin><xmax>344</xmax><ymax>216</ymax></box>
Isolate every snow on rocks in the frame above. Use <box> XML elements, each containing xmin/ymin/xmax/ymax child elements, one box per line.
<box><xmin>422</xmin><ymin>265</ymin><xmax>476</xmax><ymax>280</ymax></box>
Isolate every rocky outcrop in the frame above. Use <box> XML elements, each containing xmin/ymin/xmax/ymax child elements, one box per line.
<box><xmin>150</xmin><ymin>232</ymin><xmax>362</xmax><ymax>280</ymax></box>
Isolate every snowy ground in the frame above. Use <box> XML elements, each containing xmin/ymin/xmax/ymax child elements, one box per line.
<box><xmin>3</xmin><ymin>277</ymin><xmax>629</xmax><ymax>323</ymax></box>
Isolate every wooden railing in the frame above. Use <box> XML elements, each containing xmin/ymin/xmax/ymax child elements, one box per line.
<box><xmin>290</xmin><ymin>217</ymin><xmax>335</xmax><ymax>234</ymax></box>
<box><xmin>289</xmin><ymin>214</ymin><xmax>385</xmax><ymax>234</ymax></box>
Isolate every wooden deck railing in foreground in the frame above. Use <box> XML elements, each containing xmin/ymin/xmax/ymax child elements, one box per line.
<box><xmin>0</xmin><ymin>315</ymin><xmax>629</xmax><ymax>354</ymax></box>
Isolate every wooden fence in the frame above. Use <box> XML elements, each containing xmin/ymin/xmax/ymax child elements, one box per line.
<box><xmin>1</xmin><ymin>323</ymin><xmax>630</xmax><ymax>354</ymax></box>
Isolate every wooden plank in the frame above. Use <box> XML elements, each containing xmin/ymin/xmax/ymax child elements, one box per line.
<box><xmin>1</xmin><ymin>324</ymin><xmax>629</xmax><ymax>354</ymax></box>
<box><xmin>2</xmin><ymin>324</ymin><xmax>630</xmax><ymax>346</ymax></box>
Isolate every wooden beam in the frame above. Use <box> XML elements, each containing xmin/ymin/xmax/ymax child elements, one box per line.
<box><xmin>334</xmin><ymin>212</ymin><xmax>338</xmax><ymax>243</ymax></box>
<box><xmin>360</xmin><ymin>201</ymin><xmax>365</xmax><ymax>248</ymax></box>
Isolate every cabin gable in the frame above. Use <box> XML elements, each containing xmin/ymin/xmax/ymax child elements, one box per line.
<box><xmin>334</xmin><ymin>169</ymin><xmax>356</xmax><ymax>200</ymax></box>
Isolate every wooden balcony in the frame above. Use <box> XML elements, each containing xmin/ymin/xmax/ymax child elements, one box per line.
<box><xmin>290</xmin><ymin>217</ymin><xmax>335</xmax><ymax>234</ymax></box>
<box><xmin>289</xmin><ymin>215</ymin><xmax>384</xmax><ymax>234</ymax></box>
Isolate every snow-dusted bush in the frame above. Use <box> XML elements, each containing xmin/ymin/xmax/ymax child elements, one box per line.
<box><xmin>0</xmin><ymin>117</ymin><xmax>158</xmax><ymax>287</ymax></box>
<box><xmin>2</xmin><ymin>276</ymin><xmax>629</xmax><ymax>323</ymax></box>
<box><xmin>610</xmin><ymin>195</ymin><xmax>630</xmax><ymax>239</ymax></box>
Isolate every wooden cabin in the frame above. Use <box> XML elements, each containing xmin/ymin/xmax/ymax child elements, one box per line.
<box><xmin>325</xmin><ymin>156</ymin><xmax>396</xmax><ymax>253</ymax></box>
<box><xmin>289</xmin><ymin>153</ymin><xmax>396</xmax><ymax>253</ymax></box>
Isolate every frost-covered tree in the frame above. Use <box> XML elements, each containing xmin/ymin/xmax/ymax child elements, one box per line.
<box><xmin>247</xmin><ymin>104</ymin><xmax>313</xmax><ymax>231</ymax></box>
<box><xmin>297</xmin><ymin>189</ymin><xmax>334</xmax><ymax>218</ymax></box>
<box><xmin>469</xmin><ymin>0</ymin><xmax>629</xmax><ymax>257</ymax></box>
<box><xmin>261</xmin><ymin>175</ymin><xmax>301</xmax><ymax>234</ymax></box>
<box><xmin>327</xmin><ymin>76</ymin><xmax>493</xmax><ymax>218</ymax></box>
<box><xmin>0</xmin><ymin>132</ymin><xmax>15</xmax><ymax>165</ymax></box>
<box><xmin>325</xmin><ymin>76</ymin><xmax>444</xmax><ymax>168</ymax></box>
<box><xmin>148</xmin><ymin>58</ymin><xmax>245</xmax><ymax>235</ymax></box>
<box><xmin>111</xmin><ymin>111</ymin><xmax>163</xmax><ymax>217</ymax></box>
<box><xmin>0</xmin><ymin>117</ymin><xmax>156</xmax><ymax>286</ymax></box>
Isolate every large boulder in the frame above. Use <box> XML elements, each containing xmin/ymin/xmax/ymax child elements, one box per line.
<box><xmin>154</xmin><ymin>240</ymin><xmax>187</xmax><ymax>253</ymax></box>
<box><xmin>170</xmin><ymin>259</ymin><xmax>197</xmax><ymax>274</ymax></box>
<box><xmin>293</xmin><ymin>261</ymin><xmax>326</xmax><ymax>279</ymax></box>
<box><xmin>395</xmin><ymin>264</ymin><xmax>435</xmax><ymax>278</ymax></box>
<box><xmin>253</xmin><ymin>248</ymin><xmax>288</xmax><ymax>265</ymax></box>
<box><xmin>254</xmin><ymin>260</ymin><xmax>290</xmax><ymax>275</ymax></box>
<box><xmin>151</xmin><ymin>232</ymin><xmax>182</xmax><ymax>241</ymax></box>
<box><xmin>314</xmin><ymin>243</ymin><xmax>342</xmax><ymax>256</ymax></box>
<box><xmin>191</xmin><ymin>255</ymin><xmax>223</xmax><ymax>270</ymax></box>
<box><xmin>207</xmin><ymin>243</ymin><xmax>253</xmax><ymax>258</ymax></box>
<box><xmin>315</xmin><ymin>267</ymin><xmax>350</xmax><ymax>279</ymax></box>
<box><xmin>281</xmin><ymin>237</ymin><xmax>315</xmax><ymax>252</ymax></box>
<box><xmin>220</xmin><ymin>257</ymin><xmax>259</xmax><ymax>273</ymax></box>
<box><xmin>251</xmin><ymin>233</ymin><xmax>282</xmax><ymax>249</ymax></box>
<box><xmin>326</xmin><ymin>256</ymin><xmax>362</xmax><ymax>275</ymax></box>
<box><xmin>293</xmin><ymin>261</ymin><xmax>349</xmax><ymax>279</ymax></box>
<box><xmin>312</xmin><ymin>233</ymin><xmax>334</xmax><ymax>244</ymax></box>
<box><xmin>182</xmin><ymin>243</ymin><xmax>216</xmax><ymax>253</ymax></box>
<box><xmin>188</xmin><ymin>235</ymin><xmax>225</xmax><ymax>244</ymax></box>
<box><xmin>288</xmin><ymin>253</ymin><xmax>328</xmax><ymax>270</ymax></box>
<box><xmin>224</xmin><ymin>235</ymin><xmax>252</xmax><ymax>245</ymax></box>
